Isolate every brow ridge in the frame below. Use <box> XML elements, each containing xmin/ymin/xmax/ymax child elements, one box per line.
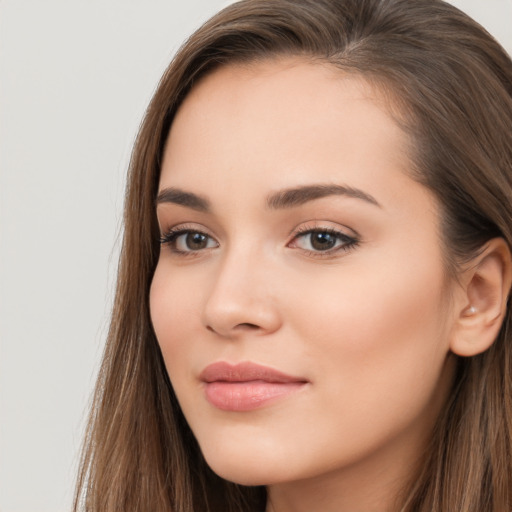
<box><xmin>156</xmin><ymin>187</ymin><xmax>210</xmax><ymax>212</ymax></box>
<box><xmin>156</xmin><ymin>183</ymin><xmax>380</xmax><ymax>212</ymax></box>
<box><xmin>266</xmin><ymin>184</ymin><xmax>381</xmax><ymax>209</ymax></box>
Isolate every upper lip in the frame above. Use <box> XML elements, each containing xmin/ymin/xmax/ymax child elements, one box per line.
<box><xmin>200</xmin><ymin>361</ymin><xmax>307</xmax><ymax>383</ymax></box>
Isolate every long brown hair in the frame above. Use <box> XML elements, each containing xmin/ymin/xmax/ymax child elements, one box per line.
<box><xmin>74</xmin><ymin>1</ymin><xmax>512</xmax><ymax>510</ymax></box>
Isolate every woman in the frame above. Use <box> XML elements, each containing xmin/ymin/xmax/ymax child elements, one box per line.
<box><xmin>74</xmin><ymin>0</ymin><xmax>512</xmax><ymax>510</ymax></box>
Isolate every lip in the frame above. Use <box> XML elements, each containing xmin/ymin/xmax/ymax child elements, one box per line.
<box><xmin>200</xmin><ymin>361</ymin><xmax>308</xmax><ymax>412</ymax></box>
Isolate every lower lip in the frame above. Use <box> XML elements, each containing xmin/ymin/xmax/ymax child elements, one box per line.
<box><xmin>204</xmin><ymin>380</ymin><xmax>305</xmax><ymax>411</ymax></box>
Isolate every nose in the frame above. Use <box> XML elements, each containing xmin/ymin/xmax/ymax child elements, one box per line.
<box><xmin>202</xmin><ymin>250</ymin><xmax>282</xmax><ymax>338</ymax></box>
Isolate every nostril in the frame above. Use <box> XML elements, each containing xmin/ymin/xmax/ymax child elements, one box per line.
<box><xmin>206</xmin><ymin>322</ymin><xmax>260</xmax><ymax>335</ymax></box>
<box><xmin>237</xmin><ymin>322</ymin><xmax>260</xmax><ymax>330</ymax></box>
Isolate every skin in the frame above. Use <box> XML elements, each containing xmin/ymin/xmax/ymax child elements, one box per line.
<box><xmin>150</xmin><ymin>59</ymin><xmax>461</xmax><ymax>512</ymax></box>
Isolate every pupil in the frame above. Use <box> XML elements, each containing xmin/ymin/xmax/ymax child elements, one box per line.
<box><xmin>311</xmin><ymin>232</ymin><xmax>336</xmax><ymax>251</ymax></box>
<box><xmin>187</xmin><ymin>232</ymin><xmax>207</xmax><ymax>249</ymax></box>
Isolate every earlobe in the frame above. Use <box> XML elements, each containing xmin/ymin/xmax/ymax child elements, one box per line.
<box><xmin>450</xmin><ymin>238</ymin><xmax>512</xmax><ymax>357</ymax></box>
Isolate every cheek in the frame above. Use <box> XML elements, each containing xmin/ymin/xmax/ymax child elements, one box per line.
<box><xmin>149</xmin><ymin>266</ymin><xmax>200</xmax><ymax>370</ymax></box>
<box><xmin>287</xmin><ymin>247</ymin><xmax>452</xmax><ymax>430</ymax></box>
<box><xmin>294</xmin><ymin>231</ymin><xmax>449</xmax><ymax>352</ymax></box>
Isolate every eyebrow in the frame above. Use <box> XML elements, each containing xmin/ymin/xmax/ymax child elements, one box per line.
<box><xmin>156</xmin><ymin>187</ymin><xmax>211</xmax><ymax>212</ymax></box>
<box><xmin>266</xmin><ymin>184</ymin><xmax>381</xmax><ymax>209</ymax></box>
<box><xmin>155</xmin><ymin>183</ymin><xmax>381</xmax><ymax>212</ymax></box>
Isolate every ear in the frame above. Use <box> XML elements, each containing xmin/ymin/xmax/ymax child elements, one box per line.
<box><xmin>450</xmin><ymin>238</ymin><xmax>512</xmax><ymax>357</ymax></box>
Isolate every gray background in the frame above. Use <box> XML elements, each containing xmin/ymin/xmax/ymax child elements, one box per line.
<box><xmin>1</xmin><ymin>1</ymin><xmax>511</xmax><ymax>511</ymax></box>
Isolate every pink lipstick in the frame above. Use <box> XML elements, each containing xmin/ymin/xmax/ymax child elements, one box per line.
<box><xmin>200</xmin><ymin>361</ymin><xmax>307</xmax><ymax>412</ymax></box>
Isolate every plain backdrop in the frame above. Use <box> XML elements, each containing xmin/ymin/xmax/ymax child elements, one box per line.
<box><xmin>1</xmin><ymin>1</ymin><xmax>511</xmax><ymax>511</ymax></box>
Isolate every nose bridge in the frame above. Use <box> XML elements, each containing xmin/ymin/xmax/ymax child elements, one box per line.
<box><xmin>202</xmin><ymin>240</ymin><xmax>281</xmax><ymax>337</ymax></box>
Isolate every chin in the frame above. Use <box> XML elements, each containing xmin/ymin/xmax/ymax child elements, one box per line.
<box><xmin>198</xmin><ymin>438</ymin><xmax>296</xmax><ymax>486</ymax></box>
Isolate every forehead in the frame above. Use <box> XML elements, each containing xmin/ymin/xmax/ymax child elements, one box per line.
<box><xmin>169</xmin><ymin>58</ymin><xmax>403</xmax><ymax>155</ymax></box>
<box><xmin>161</xmin><ymin>58</ymin><xmax>428</xmax><ymax>216</ymax></box>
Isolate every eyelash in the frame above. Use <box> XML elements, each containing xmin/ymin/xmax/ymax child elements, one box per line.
<box><xmin>159</xmin><ymin>225</ymin><xmax>217</xmax><ymax>257</ymax></box>
<box><xmin>289</xmin><ymin>226</ymin><xmax>359</xmax><ymax>257</ymax></box>
<box><xmin>159</xmin><ymin>225</ymin><xmax>359</xmax><ymax>258</ymax></box>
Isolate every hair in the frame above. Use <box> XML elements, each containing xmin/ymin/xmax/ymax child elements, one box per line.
<box><xmin>73</xmin><ymin>0</ymin><xmax>512</xmax><ymax>510</ymax></box>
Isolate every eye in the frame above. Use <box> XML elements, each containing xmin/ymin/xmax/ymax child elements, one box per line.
<box><xmin>289</xmin><ymin>228</ymin><xmax>358</xmax><ymax>254</ymax></box>
<box><xmin>160</xmin><ymin>228</ymin><xmax>218</xmax><ymax>254</ymax></box>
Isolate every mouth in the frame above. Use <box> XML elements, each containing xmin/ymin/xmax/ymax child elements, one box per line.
<box><xmin>199</xmin><ymin>361</ymin><xmax>308</xmax><ymax>412</ymax></box>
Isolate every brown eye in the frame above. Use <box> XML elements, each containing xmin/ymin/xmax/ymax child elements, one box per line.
<box><xmin>290</xmin><ymin>228</ymin><xmax>358</xmax><ymax>254</ymax></box>
<box><xmin>174</xmin><ymin>231</ymin><xmax>218</xmax><ymax>252</ymax></box>
<box><xmin>184</xmin><ymin>232</ymin><xmax>209</xmax><ymax>250</ymax></box>
<box><xmin>160</xmin><ymin>229</ymin><xmax>218</xmax><ymax>253</ymax></box>
<box><xmin>309</xmin><ymin>232</ymin><xmax>337</xmax><ymax>251</ymax></box>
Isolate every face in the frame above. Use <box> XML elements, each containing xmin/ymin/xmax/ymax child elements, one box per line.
<box><xmin>150</xmin><ymin>59</ymin><xmax>457</xmax><ymax>491</ymax></box>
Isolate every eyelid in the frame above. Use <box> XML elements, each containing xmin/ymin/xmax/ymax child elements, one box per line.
<box><xmin>159</xmin><ymin>223</ymin><xmax>219</xmax><ymax>255</ymax></box>
<box><xmin>287</xmin><ymin>220</ymin><xmax>360</xmax><ymax>240</ymax></box>
<box><xmin>159</xmin><ymin>222</ymin><xmax>215</xmax><ymax>239</ymax></box>
<box><xmin>287</xmin><ymin>222</ymin><xmax>360</xmax><ymax>257</ymax></box>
